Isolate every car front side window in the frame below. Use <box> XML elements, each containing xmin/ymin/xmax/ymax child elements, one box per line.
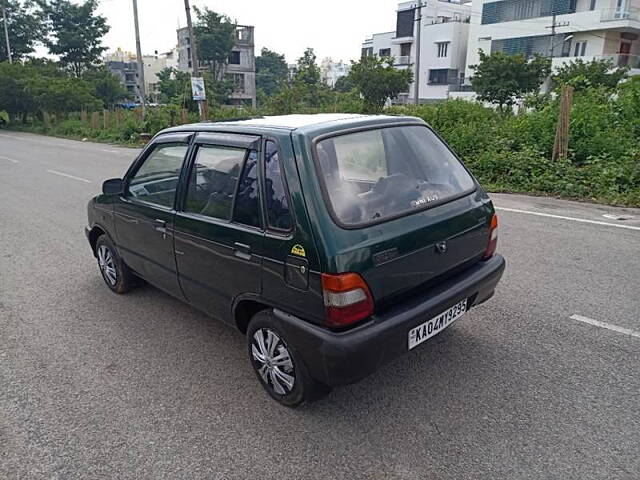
<box><xmin>127</xmin><ymin>143</ymin><xmax>188</xmax><ymax>208</ymax></box>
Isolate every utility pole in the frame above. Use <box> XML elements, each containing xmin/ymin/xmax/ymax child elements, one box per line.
<box><xmin>184</xmin><ymin>0</ymin><xmax>205</xmax><ymax>120</ymax></box>
<box><xmin>2</xmin><ymin>2</ymin><xmax>12</xmax><ymax>64</ymax></box>
<box><xmin>413</xmin><ymin>1</ymin><xmax>424</xmax><ymax>105</ymax></box>
<box><xmin>546</xmin><ymin>13</ymin><xmax>570</xmax><ymax>58</ymax></box>
<box><xmin>132</xmin><ymin>0</ymin><xmax>146</xmax><ymax>118</ymax></box>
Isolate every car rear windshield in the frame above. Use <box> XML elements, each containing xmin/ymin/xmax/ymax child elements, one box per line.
<box><xmin>315</xmin><ymin>125</ymin><xmax>475</xmax><ymax>227</ymax></box>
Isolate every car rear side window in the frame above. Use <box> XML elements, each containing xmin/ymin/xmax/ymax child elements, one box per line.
<box><xmin>233</xmin><ymin>150</ymin><xmax>261</xmax><ymax>228</ymax></box>
<box><xmin>127</xmin><ymin>143</ymin><xmax>188</xmax><ymax>208</ymax></box>
<box><xmin>184</xmin><ymin>145</ymin><xmax>246</xmax><ymax>220</ymax></box>
<box><xmin>315</xmin><ymin>125</ymin><xmax>475</xmax><ymax>227</ymax></box>
<box><xmin>264</xmin><ymin>141</ymin><xmax>292</xmax><ymax>231</ymax></box>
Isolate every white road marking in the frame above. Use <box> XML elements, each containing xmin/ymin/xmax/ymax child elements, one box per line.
<box><xmin>570</xmin><ymin>314</ymin><xmax>640</xmax><ymax>340</ymax></box>
<box><xmin>495</xmin><ymin>207</ymin><xmax>640</xmax><ymax>232</ymax></box>
<box><xmin>0</xmin><ymin>155</ymin><xmax>19</xmax><ymax>163</ymax></box>
<box><xmin>46</xmin><ymin>169</ymin><xmax>92</xmax><ymax>184</ymax></box>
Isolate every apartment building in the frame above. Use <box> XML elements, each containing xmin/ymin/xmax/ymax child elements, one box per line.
<box><xmin>464</xmin><ymin>0</ymin><xmax>640</xmax><ymax>83</ymax></box>
<box><xmin>362</xmin><ymin>0</ymin><xmax>473</xmax><ymax>102</ymax></box>
<box><xmin>320</xmin><ymin>58</ymin><xmax>352</xmax><ymax>87</ymax></box>
<box><xmin>177</xmin><ymin>25</ymin><xmax>257</xmax><ymax>107</ymax></box>
<box><xmin>104</xmin><ymin>49</ymin><xmax>171</xmax><ymax>103</ymax></box>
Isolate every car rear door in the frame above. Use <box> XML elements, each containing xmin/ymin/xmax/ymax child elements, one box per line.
<box><xmin>114</xmin><ymin>133</ymin><xmax>192</xmax><ymax>298</ymax></box>
<box><xmin>173</xmin><ymin>132</ymin><xmax>264</xmax><ymax>323</ymax></box>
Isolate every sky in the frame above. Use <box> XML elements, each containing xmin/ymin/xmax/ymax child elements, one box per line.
<box><xmin>96</xmin><ymin>0</ymin><xmax>402</xmax><ymax>63</ymax></box>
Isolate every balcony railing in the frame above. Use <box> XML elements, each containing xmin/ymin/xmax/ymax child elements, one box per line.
<box><xmin>395</xmin><ymin>55</ymin><xmax>411</xmax><ymax>66</ymax></box>
<box><xmin>601</xmin><ymin>54</ymin><xmax>640</xmax><ymax>69</ymax></box>
<box><xmin>428</xmin><ymin>16</ymin><xmax>471</xmax><ymax>25</ymax></box>
<box><xmin>601</xmin><ymin>7</ymin><xmax>640</xmax><ymax>22</ymax></box>
<box><xmin>552</xmin><ymin>54</ymin><xmax>640</xmax><ymax>69</ymax></box>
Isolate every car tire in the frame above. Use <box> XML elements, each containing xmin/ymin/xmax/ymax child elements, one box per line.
<box><xmin>247</xmin><ymin>310</ymin><xmax>331</xmax><ymax>407</ymax></box>
<box><xmin>95</xmin><ymin>234</ymin><xmax>135</xmax><ymax>294</ymax></box>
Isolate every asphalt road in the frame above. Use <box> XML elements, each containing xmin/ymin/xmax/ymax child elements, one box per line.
<box><xmin>1</xmin><ymin>130</ymin><xmax>639</xmax><ymax>480</ymax></box>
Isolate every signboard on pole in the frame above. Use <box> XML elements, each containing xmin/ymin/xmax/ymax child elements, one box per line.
<box><xmin>191</xmin><ymin>77</ymin><xmax>206</xmax><ymax>101</ymax></box>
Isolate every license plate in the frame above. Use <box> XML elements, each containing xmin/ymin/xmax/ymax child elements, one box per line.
<box><xmin>408</xmin><ymin>299</ymin><xmax>467</xmax><ymax>350</ymax></box>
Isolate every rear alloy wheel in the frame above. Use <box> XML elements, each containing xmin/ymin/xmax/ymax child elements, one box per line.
<box><xmin>247</xmin><ymin>310</ymin><xmax>331</xmax><ymax>407</ymax></box>
<box><xmin>95</xmin><ymin>235</ymin><xmax>135</xmax><ymax>294</ymax></box>
<box><xmin>251</xmin><ymin>328</ymin><xmax>296</xmax><ymax>395</ymax></box>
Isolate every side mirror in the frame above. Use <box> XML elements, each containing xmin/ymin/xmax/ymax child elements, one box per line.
<box><xmin>102</xmin><ymin>178</ymin><xmax>124</xmax><ymax>196</ymax></box>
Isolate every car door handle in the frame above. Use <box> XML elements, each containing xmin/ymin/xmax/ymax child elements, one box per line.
<box><xmin>233</xmin><ymin>242</ymin><xmax>252</xmax><ymax>260</ymax></box>
<box><xmin>153</xmin><ymin>219</ymin><xmax>167</xmax><ymax>233</ymax></box>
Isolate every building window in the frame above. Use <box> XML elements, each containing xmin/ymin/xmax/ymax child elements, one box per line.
<box><xmin>590</xmin><ymin>0</ymin><xmax>596</xmax><ymax>10</ymax></box>
<box><xmin>481</xmin><ymin>0</ymin><xmax>577</xmax><ymax>25</ymax></box>
<box><xmin>428</xmin><ymin>69</ymin><xmax>458</xmax><ymax>85</ymax></box>
<box><xmin>492</xmin><ymin>33</ymin><xmax>565</xmax><ymax>58</ymax></box>
<box><xmin>436</xmin><ymin>42</ymin><xmax>449</xmax><ymax>58</ymax></box>
<box><xmin>400</xmin><ymin>43</ymin><xmax>412</xmax><ymax>57</ymax></box>
<box><xmin>361</xmin><ymin>47</ymin><xmax>373</xmax><ymax>57</ymax></box>
<box><xmin>227</xmin><ymin>73</ymin><xmax>245</xmax><ymax>93</ymax></box>
<box><xmin>574</xmin><ymin>41</ymin><xmax>587</xmax><ymax>57</ymax></box>
<box><xmin>428</xmin><ymin>69</ymin><xmax>449</xmax><ymax>85</ymax></box>
<box><xmin>379</xmin><ymin>48</ymin><xmax>391</xmax><ymax>57</ymax></box>
<box><xmin>228</xmin><ymin>51</ymin><xmax>241</xmax><ymax>65</ymax></box>
<box><xmin>396</xmin><ymin>8</ymin><xmax>415</xmax><ymax>37</ymax></box>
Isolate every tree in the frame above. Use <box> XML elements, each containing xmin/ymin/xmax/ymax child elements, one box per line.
<box><xmin>0</xmin><ymin>61</ymin><xmax>40</xmax><ymax>120</ymax></box>
<box><xmin>157</xmin><ymin>67</ymin><xmax>196</xmax><ymax>110</ymax></box>
<box><xmin>82</xmin><ymin>67</ymin><xmax>129</xmax><ymax>108</ymax></box>
<box><xmin>156</xmin><ymin>67</ymin><xmax>232</xmax><ymax>111</ymax></box>
<box><xmin>348</xmin><ymin>55</ymin><xmax>413</xmax><ymax>112</ymax></box>
<box><xmin>470</xmin><ymin>50</ymin><xmax>551</xmax><ymax>112</ymax></box>
<box><xmin>294</xmin><ymin>48</ymin><xmax>321</xmax><ymax>85</ymax></box>
<box><xmin>26</xmin><ymin>75</ymin><xmax>101</xmax><ymax>114</ymax></box>
<box><xmin>193</xmin><ymin>6</ymin><xmax>236</xmax><ymax>81</ymax></box>
<box><xmin>255</xmin><ymin>47</ymin><xmax>288</xmax><ymax>97</ymax></box>
<box><xmin>0</xmin><ymin>0</ymin><xmax>47</xmax><ymax>62</ymax></box>
<box><xmin>334</xmin><ymin>74</ymin><xmax>355</xmax><ymax>93</ymax></box>
<box><xmin>552</xmin><ymin>58</ymin><xmax>628</xmax><ymax>92</ymax></box>
<box><xmin>0</xmin><ymin>60</ymin><xmax>102</xmax><ymax>120</ymax></box>
<box><xmin>38</xmin><ymin>0</ymin><xmax>109</xmax><ymax>77</ymax></box>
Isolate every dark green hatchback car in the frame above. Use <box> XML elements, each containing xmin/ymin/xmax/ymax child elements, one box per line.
<box><xmin>86</xmin><ymin>114</ymin><xmax>505</xmax><ymax>406</ymax></box>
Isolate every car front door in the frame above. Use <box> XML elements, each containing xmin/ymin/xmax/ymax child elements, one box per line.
<box><xmin>173</xmin><ymin>132</ymin><xmax>264</xmax><ymax>323</ymax></box>
<box><xmin>114</xmin><ymin>133</ymin><xmax>191</xmax><ymax>298</ymax></box>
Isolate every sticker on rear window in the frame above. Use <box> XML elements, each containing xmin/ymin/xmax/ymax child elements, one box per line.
<box><xmin>411</xmin><ymin>194</ymin><xmax>439</xmax><ymax>208</ymax></box>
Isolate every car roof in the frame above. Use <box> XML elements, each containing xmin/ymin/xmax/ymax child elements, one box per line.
<box><xmin>160</xmin><ymin>114</ymin><xmax>424</xmax><ymax>138</ymax></box>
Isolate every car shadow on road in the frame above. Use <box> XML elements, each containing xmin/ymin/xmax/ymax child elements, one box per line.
<box><xmin>112</xmin><ymin>280</ymin><xmax>518</xmax><ymax>421</ymax></box>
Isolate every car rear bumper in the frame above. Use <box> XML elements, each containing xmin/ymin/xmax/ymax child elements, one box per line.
<box><xmin>272</xmin><ymin>254</ymin><xmax>506</xmax><ymax>387</ymax></box>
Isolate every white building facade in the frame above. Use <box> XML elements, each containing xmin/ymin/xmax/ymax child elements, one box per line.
<box><xmin>320</xmin><ymin>58</ymin><xmax>352</xmax><ymax>87</ymax></box>
<box><xmin>464</xmin><ymin>0</ymin><xmax>640</xmax><ymax>83</ymax></box>
<box><xmin>362</xmin><ymin>0</ymin><xmax>473</xmax><ymax>102</ymax></box>
<box><xmin>104</xmin><ymin>49</ymin><xmax>171</xmax><ymax>103</ymax></box>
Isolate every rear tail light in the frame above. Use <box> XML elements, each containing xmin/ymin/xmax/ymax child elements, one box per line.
<box><xmin>321</xmin><ymin>273</ymin><xmax>374</xmax><ymax>328</ymax></box>
<box><xmin>483</xmin><ymin>214</ymin><xmax>498</xmax><ymax>260</ymax></box>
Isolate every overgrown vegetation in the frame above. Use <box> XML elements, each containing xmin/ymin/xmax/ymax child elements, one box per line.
<box><xmin>390</xmin><ymin>77</ymin><xmax>640</xmax><ymax>206</ymax></box>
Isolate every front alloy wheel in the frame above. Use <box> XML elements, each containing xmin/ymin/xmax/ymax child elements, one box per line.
<box><xmin>97</xmin><ymin>244</ymin><xmax>117</xmax><ymax>286</ymax></box>
<box><xmin>94</xmin><ymin>234</ymin><xmax>135</xmax><ymax>294</ymax></box>
<box><xmin>251</xmin><ymin>328</ymin><xmax>295</xmax><ymax>395</ymax></box>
